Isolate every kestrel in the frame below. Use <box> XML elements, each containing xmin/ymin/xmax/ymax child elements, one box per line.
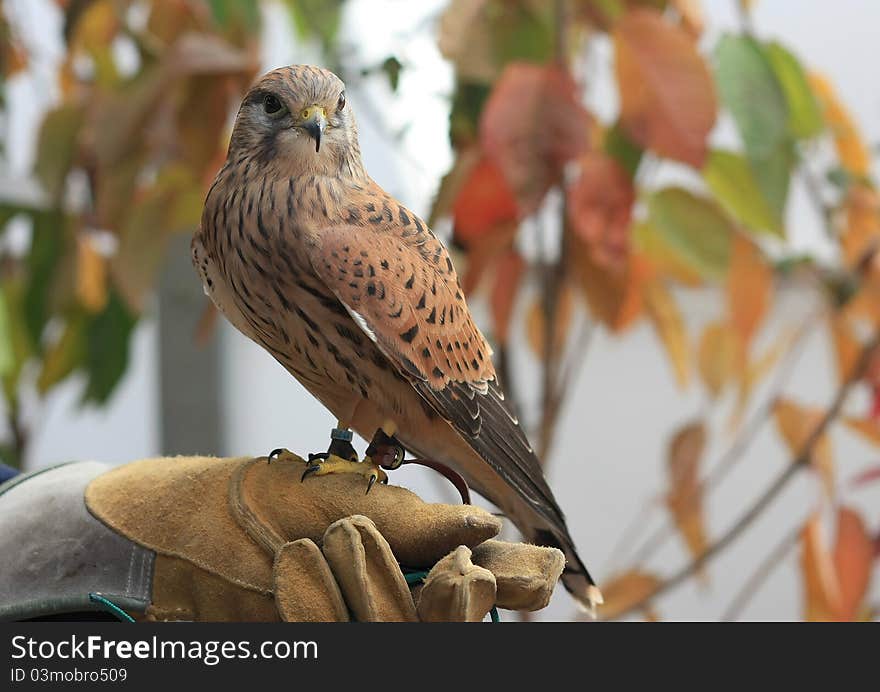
<box><xmin>193</xmin><ymin>65</ymin><xmax>601</xmax><ymax>612</ymax></box>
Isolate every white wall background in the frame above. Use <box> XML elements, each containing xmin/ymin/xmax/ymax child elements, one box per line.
<box><xmin>3</xmin><ymin>0</ymin><xmax>880</xmax><ymax>620</ymax></box>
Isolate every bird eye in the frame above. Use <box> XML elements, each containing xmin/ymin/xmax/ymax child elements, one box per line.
<box><xmin>336</xmin><ymin>91</ymin><xmax>346</xmax><ymax>112</ymax></box>
<box><xmin>263</xmin><ymin>93</ymin><xmax>284</xmax><ymax>115</ymax></box>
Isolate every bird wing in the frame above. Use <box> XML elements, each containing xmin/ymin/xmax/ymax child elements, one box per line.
<box><xmin>309</xmin><ymin>219</ymin><xmax>565</xmax><ymax>524</ymax></box>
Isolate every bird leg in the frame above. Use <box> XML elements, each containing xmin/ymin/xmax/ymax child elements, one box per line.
<box><xmin>299</xmin><ymin>426</ymin><xmax>388</xmax><ymax>493</ymax></box>
<box><xmin>326</xmin><ymin>427</ymin><xmax>359</xmax><ymax>462</ymax></box>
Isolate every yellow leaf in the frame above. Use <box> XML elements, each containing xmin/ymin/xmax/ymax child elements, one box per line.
<box><xmin>666</xmin><ymin>421</ymin><xmax>708</xmax><ymax>569</ymax></box>
<box><xmin>727</xmin><ymin>234</ymin><xmax>773</xmax><ymax>350</ymax></box>
<box><xmin>525</xmin><ymin>281</ymin><xmax>575</xmax><ymax>360</ymax></box>
<box><xmin>809</xmin><ymin>72</ymin><xmax>870</xmax><ymax>177</ymax></box>
<box><xmin>76</xmin><ymin>235</ymin><xmax>108</xmax><ymax>313</ymax></box>
<box><xmin>801</xmin><ymin>514</ymin><xmax>842</xmax><ymax>621</ymax></box>
<box><xmin>697</xmin><ymin>321</ymin><xmax>740</xmax><ymax>398</ymax></box>
<box><xmin>729</xmin><ymin>333</ymin><xmax>787</xmax><ymax>430</ymax></box>
<box><xmin>598</xmin><ymin>571</ymin><xmax>662</xmax><ymax>621</ymax></box>
<box><xmin>644</xmin><ymin>279</ymin><xmax>690</xmax><ymax>388</ymax></box>
<box><xmin>773</xmin><ymin>399</ymin><xmax>834</xmax><ymax>498</ymax></box>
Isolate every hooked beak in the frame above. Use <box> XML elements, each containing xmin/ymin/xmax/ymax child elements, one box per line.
<box><xmin>298</xmin><ymin>105</ymin><xmax>327</xmax><ymax>153</ymax></box>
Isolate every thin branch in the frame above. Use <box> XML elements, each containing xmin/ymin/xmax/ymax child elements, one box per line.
<box><xmin>623</xmin><ymin>308</ymin><xmax>820</xmax><ymax>568</ymax></box>
<box><xmin>604</xmin><ymin>327</ymin><xmax>880</xmax><ymax>620</ymax></box>
<box><xmin>720</xmin><ymin>523</ymin><xmax>802</xmax><ymax>621</ymax></box>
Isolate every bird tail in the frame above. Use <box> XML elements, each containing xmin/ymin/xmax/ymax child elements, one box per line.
<box><xmin>533</xmin><ymin>528</ymin><xmax>603</xmax><ymax>617</ymax></box>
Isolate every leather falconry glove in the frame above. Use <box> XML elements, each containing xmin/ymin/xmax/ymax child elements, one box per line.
<box><xmin>79</xmin><ymin>454</ymin><xmax>565</xmax><ymax>621</ymax></box>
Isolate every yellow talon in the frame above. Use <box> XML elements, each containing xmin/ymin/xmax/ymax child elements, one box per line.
<box><xmin>301</xmin><ymin>453</ymin><xmax>388</xmax><ymax>492</ymax></box>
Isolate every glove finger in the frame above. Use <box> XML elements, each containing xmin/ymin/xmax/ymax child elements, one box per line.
<box><xmin>470</xmin><ymin>539</ymin><xmax>565</xmax><ymax>611</ymax></box>
<box><xmin>273</xmin><ymin>539</ymin><xmax>349</xmax><ymax>622</ymax></box>
<box><xmin>322</xmin><ymin>515</ymin><xmax>418</xmax><ymax>622</ymax></box>
<box><xmin>417</xmin><ymin>545</ymin><xmax>497</xmax><ymax>622</ymax></box>
<box><xmin>246</xmin><ymin>464</ymin><xmax>501</xmax><ymax>568</ymax></box>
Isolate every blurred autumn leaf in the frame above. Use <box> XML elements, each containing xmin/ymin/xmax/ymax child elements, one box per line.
<box><xmin>666</xmin><ymin>420</ymin><xmax>708</xmax><ymax>568</ymax></box>
<box><xmin>613</xmin><ymin>8</ymin><xmax>716</xmax><ymax>167</ymax></box>
<box><xmin>801</xmin><ymin>508</ymin><xmax>874</xmax><ymax>621</ymax></box>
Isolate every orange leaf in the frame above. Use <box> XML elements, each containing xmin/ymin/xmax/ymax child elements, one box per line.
<box><xmin>666</xmin><ymin>421</ymin><xmax>708</xmax><ymax>568</ymax></box>
<box><xmin>832</xmin><ymin>507</ymin><xmax>873</xmax><ymax>620</ymax></box>
<box><xmin>76</xmin><ymin>235</ymin><xmax>108</xmax><ymax>313</ymax></box>
<box><xmin>613</xmin><ymin>8</ymin><xmax>716</xmax><ymax>167</ymax></box>
<box><xmin>644</xmin><ymin>279</ymin><xmax>691</xmax><ymax>388</ymax></box>
<box><xmin>809</xmin><ymin>72</ymin><xmax>870</xmax><ymax>177</ymax></box>
<box><xmin>842</xmin><ymin>416</ymin><xmax>880</xmax><ymax>447</ymax></box>
<box><xmin>829</xmin><ymin>314</ymin><xmax>861</xmax><ymax>384</ymax></box>
<box><xmin>489</xmin><ymin>250</ymin><xmax>526</xmax><ymax>344</ymax></box>
<box><xmin>841</xmin><ymin>185</ymin><xmax>880</xmax><ymax>269</ymax></box>
<box><xmin>567</xmin><ymin>152</ymin><xmax>634</xmax><ymax>272</ymax></box>
<box><xmin>773</xmin><ymin>399</ymin><xmax>834</xmax><ymax>498</ymax></box>
<box><xmin>480</xmin><ymin>63</ymin><xmax>592</xmax><ymax>215</ymax></box>
<box><xmin>598</xmin><ymin>570</ymin><xmax>662</xmax><ymax>620</ymax></box>
<box><xmin>801</xmin><ymin>508</ymin><xmax>874</xmax><ymax>621</ymax></box>
<box><xmin>727</xmin><ymin>234</ymin><xmax>773</xmax><ymax>350</ymax></box>
<box><xmin>574</xmin><ymin>242</ymin><xmax>652</xmax><ymax>331</ymax></box>
<box><xmin>452</xmin><ymin>156</ymin><xmax>520</xmax><ymax>245</ymax></box>
<box><xmin>525</xmin><ymin>281</ymin><xmax>575</xmax><ymax>360</ymax></box>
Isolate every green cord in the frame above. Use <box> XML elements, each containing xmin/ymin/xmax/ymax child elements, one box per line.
<box><xmin>403</xmin><ymin>570</ymin><xmax>501</xmax><ymax>622</ymax></box>
<box><xmin>88</xmin><ymin>593</ymin><xmax>135</xmax><ymax>622</ymax></box>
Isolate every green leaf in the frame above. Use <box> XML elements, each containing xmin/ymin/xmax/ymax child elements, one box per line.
<box><xmin>490</xmin><ymin>0</ymin><xmax>553</xmax><ymax>67</ymax></box>
<box><xmin>208</xmin><ymin>0</ymin><xmax>261</xmax><ymax>33</ymax></box>
<box><xmin>604</xmin><ymin>121</ymin><xmax>643</xmax><ymax>178</ymax></box>
<box><xmin>37</xmin><ymin>314</ymin><xmax>87</xmax><ymax>395</ymax></box>
<box><xmin>714</xmin><ymin>35</ymin><xmax>789</xmax><ymax>161</ymax></box>
<box><xmin>714</xmin><ymin>35</ymin><xmax>793</xmax><ymax>225</ymax></box>
<box><xmin>24</xmin><ymin>211</ymin><xmax>65</xmax><ymax>351</ymax></box>
<box><xmin>0</xmin><ymin>287</ymin><xmax>14</xmax><ymax>378</ymax></box>
<box><xmin>285</xmin><ymin>0</ymin><xmax>344</xmax><ymax>47</ymax></box>
<box><xmin>1</xmin><ymin>278</ymin><xmax>33</xmax><ymax>404</ymax></box>
<box><xmin>34</xmin><ymin>105</ymin><xmax>84</xmax><ymax>203</ymax></box>
<box><xmin>646</xmin><ymin>187</ymin><xmax>734</xmax><ymax>279</ymax></box>
<box><xmin>703</xmin><ymin>150</ymin><xmax>784</xmax><ymax>237</ymax></box>
<box><xmin>82</xmin><ymin>290</ymin><xmax>136</xmax><ymax>405</ymax></box>
<box><xmin>449</xmin><ymin>81</ymin><xmax>491</xmax><ymax>145</ymax></box>
<box><xmin>380</xmin><ymin>56</ymin><xmax>403</xmax><ymax>92</ymax></box>
<box><xmin>763</xmin><ymin>41</ymin><xmax>823</xmax><ymax>140</ymax></box>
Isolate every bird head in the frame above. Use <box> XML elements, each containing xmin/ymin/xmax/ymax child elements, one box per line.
<box><xmin>229</xmin><ymin>65</ymin><xmax>365</xmax><ymax>179</ymax></box>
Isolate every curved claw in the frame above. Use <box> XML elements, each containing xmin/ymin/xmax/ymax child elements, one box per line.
<box><xmin>267</xmin><ymin>448</ymin><xmax>285</xmax><ymax>464</ymax></box>
<box><xmin>366</xmin><ymin>474</ymin><xmax>377</xmax><ymax>495</ymax></box>
<box><xmin>301</xmin><ymin>464</ymin><xmax>321</xmax><ymax>482</ymax></box>
<box><xmin>307</xmin><ymin>452</ymin><xmax>330</xmax><ymax>463</ymax></box>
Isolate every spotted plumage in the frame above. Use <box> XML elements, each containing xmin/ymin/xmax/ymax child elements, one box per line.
<box><xmin>193</xmin><ymin>65</ymin><xmax>600</xmax><ymax>610</ymax></box>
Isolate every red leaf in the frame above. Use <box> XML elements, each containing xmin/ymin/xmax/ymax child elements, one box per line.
<box><xmin>452</xmin><ymin>156</ymin><xmax>520</xmax><ymax>246</ymax></box>
<box><xmin>480</xmin><ymin>63</ymin><xmax>592</xmax><ymax>215</ymax></box>
<box><xmin>849</xmin><ymin>465</ymin><xmax>880</xmax><ymax>488</ymax></box>
<box><xmin>613</xmin><ymin>8</ymin><xmax>716</xmax><ymax>167</ymax></box>
<box><xmin>567</xmin><ymin>152</ymin><xmax>634</xmax><ymax>272</ymax></box>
